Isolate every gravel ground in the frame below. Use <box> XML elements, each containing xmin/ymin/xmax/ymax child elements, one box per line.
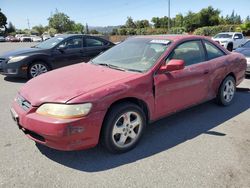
<box><xmin>0</xmin><ymin>42</ymin><xmax>249</xmax><ymax>188</ymax></box>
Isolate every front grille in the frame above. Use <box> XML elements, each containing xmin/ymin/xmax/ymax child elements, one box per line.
<box><xmin>15</xmin><ymin>95</ymin><xmax>32</xmax><ymax>111</ymax></box>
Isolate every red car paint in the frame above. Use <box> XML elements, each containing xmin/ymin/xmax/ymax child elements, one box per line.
<box><xmin>11</xmin><ymin>35</ymin><xmax>247</xmax><ymax>151</ymax></box>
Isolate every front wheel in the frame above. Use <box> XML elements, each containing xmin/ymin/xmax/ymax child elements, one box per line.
<box><xmin>216</xmin><ymin>76</ymin><xmax>236</xmax><ymax>106</ymax></box>
<box><xmin>101</xmin><ymin>102</ymin><xmax>146</xmax><ymax>153</ymax></box>
<box><xmin>28</xmin><ymin>62</ymin><xmax>49</xmax><ymax>78</ymax></box>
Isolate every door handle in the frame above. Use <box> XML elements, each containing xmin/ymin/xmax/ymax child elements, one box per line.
<box><xmin>204</xmin><ymin>70</ymin><xmax>209</xmax><ymax>74</ymax></box>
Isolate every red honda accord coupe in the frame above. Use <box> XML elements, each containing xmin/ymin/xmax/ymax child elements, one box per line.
<box><xmin>11</xmin><ymin>35</ymin><xmax>247</xmax><ymax>153</ymax></box>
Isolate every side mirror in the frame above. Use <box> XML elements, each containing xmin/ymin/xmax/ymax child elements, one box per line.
<box><xmin>159</xmin><ymin>59</ymin><xmax>185</xmax><ymax>73</ymax></box>
<box><xmin>234</xmin><ymin>35</ymin><xmax>239</xmax><ymax>40</ymax></box>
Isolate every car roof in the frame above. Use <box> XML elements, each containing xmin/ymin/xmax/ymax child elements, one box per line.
<box><xmin>217</xmin><ymin>32</ymin><xmax>241</xmax><ymax>34</ymax></box>
<box><xmin>132</xmin><ymin>34</ymin><xmax>209</xmax><ymax>42</ymax></box>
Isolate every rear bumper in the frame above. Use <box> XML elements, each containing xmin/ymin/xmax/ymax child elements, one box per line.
<box><xmin>11</xmin><ymin>101</ymin><xmax>106</xmax><ymax>151</ymax></box>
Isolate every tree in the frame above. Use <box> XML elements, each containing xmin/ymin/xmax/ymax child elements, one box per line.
<box><xmin>183</xmin><ymin>11</ymin><xmax>200</xmax><ymax>32</ymax></box>
<box><xmin>72</xmin><ymin>23</ymin><xmax>84</xmax><ymax>33</ymax></box>
<box><xmin>135</xmin><ymin>20</ymin><xmax>149</xmax><ymax>29</ymax></box>
<box><xmin>89</xmin><ymin>29</ymin><xmax>99</xmax><ymax>34</ymax></box>
<box><xmin>7</xmin><ymin>22</ymin><xmax>15</xmax><ymax>33</ymax></box>
<box><xmin>151</xmin><ymin>17</ymin><xmax>161</xmax><ymax>28</ymax></box>
<box><xmin>85</xmin><ymin>23</ymin><xmax>89</xmax><ymax>34</ymax></box>
<box><xmin>48</xmin><ymin>10</ymin><xmax>74</xmax><ymax>33</ymax></box>
<box><xmin>48</xmin><ymin>28</ymin><xmax>57</xmax><ymax>36</ymax></box>
<box><xmin>125</xmin><ymin>17</ymin><xmax>136</xmax><ymax>28</ymax></box>
<box><xmin>246</xmin><ymin>16</ymin><xmax>250</xmax><ymax>23</ymax></box>
<box><xmin>224</xmin><ymin>10</ymin><xmax>242</xmax><ymax>25</ymax></box>
<box><xmin>32</xmin><ymin>25</ymin><xmax>45</xmax><ymax>35</ymax></box>
<box><xmin>198</xmin><ymin>6</ymin><xmax>220</xmax><ymax>27</ymax></box>
<box><xmin>175</xmin><ymin>14</ymin><xmax>184</xmax><ymax>27</ymax></box>
<box><xmin>0</xmin><ymin>9</ymin><xmax>7</xmax><ymax>31</ymax></box>
<box><xmin>152</xmin><ymin>16</ymin><xmax>170</xmax><ymax>29</ymax></box>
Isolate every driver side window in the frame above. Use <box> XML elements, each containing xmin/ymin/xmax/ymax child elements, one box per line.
<box><xmin>60</xmin><ymin>37</ymin><xmax>83</xmax><ymax>49</ymax></box>
<box><xmin>167</xmin><ymin>40</ymin><xmax>205</xmax><ymax>66</ymax></box>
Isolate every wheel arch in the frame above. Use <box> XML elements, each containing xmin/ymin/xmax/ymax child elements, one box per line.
<box><xmin>28</xmin><ymin>58</ymin><xmax>52</xmax><ymax>70</ymax></box>
<box><xmin>104</xmin><ymin>97</ymin><xmax>150</xmax><ymax>124</ymax></box>
<box><xmin>217</xmin><ymin>72</ymin><xmax>236</xmax><ymax>94</ymax></box>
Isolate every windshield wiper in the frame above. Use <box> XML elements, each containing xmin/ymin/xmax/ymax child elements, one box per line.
<box><xmin>125</xmin><ymin>68</ymin><xmax>143</xmax><ymax>73</ymax></box>
<box><xmin>97</xmin><ymin>63</ymin><xmax>125</xmax><ymax>71</ymax></box>
<box><xmin>97</xmin><ymin>63</ymin><xmax>143</xmax><ymax>73</ymax></box>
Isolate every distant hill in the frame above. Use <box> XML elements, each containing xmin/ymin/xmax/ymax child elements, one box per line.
<box><xmin>89</xmin><ymin>26</ymin><xmax>121</xmax><ymax>33</ymax></box>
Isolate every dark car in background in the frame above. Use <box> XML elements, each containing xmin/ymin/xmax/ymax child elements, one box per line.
<box><xmin>0</xmin><ymin>36</ymin><xmax>5</xmax><ymax>42</ymax></box>
<box><xmin>0</xmin><ymin>34</ymin><xmax>114</xmax><ymax>78</ymax></box>
<box><xmin>235</xmin><ymin>40</ymin><xmax>250</xmax><ymax>75</ymax></box>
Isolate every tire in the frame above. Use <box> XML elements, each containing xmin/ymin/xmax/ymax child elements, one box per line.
<box><xmin>28</xmin><ymin>62</ymin><xmax>50</xmax><ymax>78</ymax></box>
<box><xmin>101</xmin><ymin>102</ymin><xmax>146</xmax><ymax>154</ymax></box>
<box><xmin>216</xmin><ymin>76</ymin><xmax>236</xmax><ymax>106</ymax></box>
<box><xmin>227</xmin><ymin>43</ymin><xmax>233</xmax><ymax>52</ymax></box>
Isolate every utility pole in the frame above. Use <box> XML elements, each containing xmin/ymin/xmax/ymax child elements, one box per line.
<box><xmin>27</xmin><ymin>18</ymin><xmax>30</xmax><ymax>30</ymax></box>
<box><xmin>168</xmin><ymin>0</ymin><xmax>170</xmax><ymax>31</ymax></box>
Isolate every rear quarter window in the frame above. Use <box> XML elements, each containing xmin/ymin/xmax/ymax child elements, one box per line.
<box><xmin>204</xmin><ymin>41</ymin><xmax>225</xmax><ymax>60</ymax></box>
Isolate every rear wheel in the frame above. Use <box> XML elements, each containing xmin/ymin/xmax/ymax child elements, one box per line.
<box><xmin>28</xmin><ymin>62</ymin><xmax>49</xmax><ymax>78</ymax></box>
<box><xmin>101</xmin><ymin>102</ymin><xmax>146</xmax><ymax>153</ymax></box>
<box><xmin>227</xmin><ymin>43</ymin><xmax>233</xmax><ymax>51</ymax></box>
<box><xmin>216</xmin><ymin>76</ymin><xmax>236</xmax><ymax>106</ymax></box>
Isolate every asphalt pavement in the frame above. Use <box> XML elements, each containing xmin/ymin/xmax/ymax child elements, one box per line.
<box><xmin>0</xmin><ymin>42</ymin><xmax>249</xmax><ymax>188</ymax></box>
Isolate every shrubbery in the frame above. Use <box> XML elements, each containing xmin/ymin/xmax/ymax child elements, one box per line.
<box><xmin>193</xmin><ymin>25</ymin><xmax>238</xmax><ymax>36</ymax></box>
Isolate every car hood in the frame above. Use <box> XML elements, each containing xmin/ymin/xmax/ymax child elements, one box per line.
<box><xmin>212</xmin><ymin>38</ymin><xmax>231</xmax><ymax>41</ymax></box>
<box><xmin>1</xmin><ymin>47</ymin><xmax>47</xmax><ymax>58</ymax></box>
<box><xmin>19</xmin><ymin>63</ymin><xmax>138</xmax><ymax>106</ymax></box>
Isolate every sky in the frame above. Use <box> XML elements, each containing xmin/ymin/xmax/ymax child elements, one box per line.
<box><xmin>1</xmin><ymin>0</ymin><xmax>250</xmax><ymax>29</ymax></box>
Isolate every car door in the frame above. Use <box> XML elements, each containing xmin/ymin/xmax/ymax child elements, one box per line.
<box><xmin>82</xmin><ymin>36</ymin><xmax>110</xmax><ymax>62</ymax></box>
<box><xmin>51</xmin><ymin>36</ymin><xmax>84</xmax><ymax>68</ymax></box>
<box><xmin>202</xmin><ymin>40</ymin><xmax>229</xmax><ymax>98</ymax></box>
<box><xmin>233</xmin><ymin>34</ymin><xmax>244</xmax><ymax>48</ymax></box>
<box><xmin>153</xmin><ymin>40</ymin><xmax>211</xmax><ymax>118</ymax></box>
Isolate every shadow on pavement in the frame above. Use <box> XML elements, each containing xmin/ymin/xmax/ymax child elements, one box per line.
<box><xmin>4</xmin><ymin>76</ymin><xmax>27</xmax><ymax>83</ymax></box>
<box><xmin>36</xmin><ymin>91</ymin><xmax>250</xmax><ymax>172</ymax></box>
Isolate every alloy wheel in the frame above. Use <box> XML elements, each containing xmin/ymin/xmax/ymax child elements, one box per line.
<box><xmin>223</xmin><ymin>79</ymin><xmax>235</xmax><ymax>102</ymax></box>
<box><xmin>30</xmin><ymin>63</ymin><xmax>48</xmax><ymax>78</ymax></box>
<box><xmin>112</xmin><ymin>111</ymin><xmax>143</xmax><ymax>148</ymax></box>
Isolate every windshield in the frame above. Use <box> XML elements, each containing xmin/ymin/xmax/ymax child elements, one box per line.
<box><xmin>214</xmin><ymin>34</ymin><xmax>233</xmax><ymax>39</ymax></box>
<box><xmin>35</xmin><ymin>36</ymin><xmax>65</xmax><ymax>49</ymax></box>
<box><xmin>91</xmin><ymin>38</ymin><xmax>170</xmax><ymax>72</ymax></box>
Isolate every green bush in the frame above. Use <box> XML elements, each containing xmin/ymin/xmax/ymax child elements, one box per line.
<box><xmin>194</xmin><ymin>25</ymin><xmax>238</xmax><ymax>36</ymax></box>
<box><xmin>168</xmin><ymin>27</ymin><xmax>186</xmax><ymax>34</ymax></box>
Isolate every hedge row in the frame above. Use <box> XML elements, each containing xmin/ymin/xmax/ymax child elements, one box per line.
<box><xmin>193</xmin><ymin>25</ymin><xmax>239</xmax><ymax>36</ymax></box>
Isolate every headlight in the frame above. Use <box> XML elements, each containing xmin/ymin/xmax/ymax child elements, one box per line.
<box><xmin>220</xmin><ymin>41</ymin><xmax>228</xmax><ymax>44</ymax></box>
<box><xmin>36</xmin><ymin>103</ymin><xmax>92</xmax><ymax>119</ymax></box>
<box><xmin>8</xmin><ymin>56</ymin><xmax>27</xmax><ymax>64</ymax></box>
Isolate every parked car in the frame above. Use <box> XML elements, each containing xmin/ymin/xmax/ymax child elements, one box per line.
<box><xmin>235</xmin><ymin>40</ymin><xmax>250</xmax><ymax>75</ymax></box>
<box><xmin>20</xmin><ymin>35</ymin><xmax>32</xmax><ymax>42</ymax></box>
<box><xmin>0</xmin><ymin>34</ymin><xmax>114</xmax><ymax>78</ymax></box>
<box><xmin>10</xmin><ymin>35</ymin><xmax>247</xmax><ymax>153</ymax></box>
<box><xmin>31</xmin><ymin>35</ymin><xmax>42</xmax><ymax>42</ymax></box>
<box><xmin>0</xmin><ymin>36</ymin><xmax>5</xmax><ymax>42</ymax></box>
<box><xmin>212</xmin><ymin>32</ymin><xmax>246</xmax><ymax>51</ymax></box>
<box><xmin>6</xmin><ymin>36</ymin><xmax>20</xmax><ymax>42</ymax></box>
<box><xmin>42</xmin><ymin>34</ymin><xmax>51</xmax><ymax>41</ymax></box>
